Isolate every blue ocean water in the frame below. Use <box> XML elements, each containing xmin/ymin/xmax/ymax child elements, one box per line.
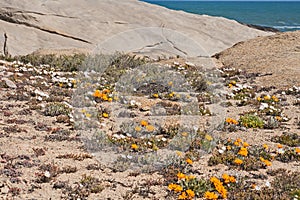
<box><xmin>142</xmin><ymin>1</ymin><xmax>300</xmax><ymax>32</ymax></box>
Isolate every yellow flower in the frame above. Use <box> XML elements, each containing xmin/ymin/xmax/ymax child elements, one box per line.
<box><xmin>238</xmin><ymin>147</ymin><xmax>248</xmax><ymax>157</ymax></box>
<box><xmin>260</xmin><ymin>157</ymin><xmax>272</xmax><ymax>166</ymax></box>
<box><xmin>204</xmin><ymin>191</ymin><xmax>218</xmax><ymax>199</ymax></box>
<box><xmin>205</xmin><ymin>134</ymin><xmax>213</xmax><ymax>141</ymax></box>
<box><xmin>146</xmin><ymin>125</ymin><xmax>155</xmax><ymax>132</ymax></box>
<box><xmin>169</xmin><ymin>92</ymin><xmax>175</xmax><ymax>97</ymax></box>
<box><xmin>227</xmin><ymin>146</ymin><xmax>232</xmax><ymax>150</ymax></box>
<box><xmin>177</xmin><ymin>172</ymin><xmax>186</xmax><ymax>180</ymax></box>
<box><xmin>102</xmin><ymin>113</ymin><xmax>109</xmax><ymax>118</ymax></box>
<box><xmin>140</xmin><ymin>120</ymin><xmax>148</xmax><ymax>126</ymax></box>
<box><xmin>176</xmin><ymin>151</ymin><xmax>183</xmax><ymax>157</ymax></box>
<box><xmin>102</xmin><ymin>94</ymin><xmax>108</xmax><ymax>101</ymax></box>
<box><xmin>230</xmin><ymin>80</ymin><xmax>237</xmax><ymax>85</ymax></box>
<box><xmin>153</xmin><ymin>93</ymin><xmax>159</xmax><ymax>98</ymax></box>
<box><xmin>59</xmin><ymin>82</ymin><xmax>64</xmax><ymax>87</ymax></box>
<box><xmin>131</xmin><ymin>144</ymin><xmax>139</xmax><ymax>150</ymax></box>
<box><xmin>186</xmin><ymin>189</ymin><xmax>195</xmax><ymax>198</ymax></box>
<box><xmin>85</xmin><ymin>113</ymin><xmax>91</xmax><ymax>118</ymax></box>
<box><xmin>228</xmin><ymin>83</ymin><xmax>233</xmax><ymax>88</ymax></box>
<box><xmin>257</xmin><ymin>96</ymin><xmax>262</xmax><ymax>101</ymax></box>
<box><xmin>186</xmin><ymin>158</ymin><xmax>193</xmax><ymax>165</ymax></box>
<box><xmin>264</xmin><ymin>95</ymin><xmax>271</xmax><ymax>101</ymax></box>
<box><xmin>186</xmin><ymin>175</ymin><xmax>196</xmax><ymax>180</ymax></box>
<box><xmin>108</xmin><ymin>98</ymin><xmax>113</xmax><ymax>102</ymax></box>
<box><xmin>135</xmin><ymin>126</ymin><xmax>142</xmax><ymax>132</ymax></box>
<box><xmin>168</xmin><ymin>81</ymin><xmax>173</xmax><ymax>86</ymax></box>
<box><xmin>263</xmin><ymin>144</ymin><xmax>269</xmax><ymax>150</ymax></box>
<box><xmin>234</xmin><ymin>158</ymin><xmax>243</xmax><ymax>165</ymax></box>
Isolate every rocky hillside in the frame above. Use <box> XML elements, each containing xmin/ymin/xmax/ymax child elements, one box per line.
<box><xmin>215</xmin><ymin>31</ymin><xmax>300</xmax><ymax>89</ymax></box>
<box><xmin>0</xmin><ymin>0</ymin><xmax>271</xmax><ymax>57</ymax></box>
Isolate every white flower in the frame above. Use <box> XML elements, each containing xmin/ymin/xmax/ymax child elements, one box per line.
<box><xmin>44</xmin><ymin>171</ymin><xmax>51</xmax><ymax>178</ymax></box>
<box><xmin>259</xmin><ymin>103</ymin><xmax>269</xmax><ymax>110</ymax></box>
<box><xmin>218</xmin><ymin>149</ymin><xmax>224</xmax><ymax>154</ymax></box>
<box><xmin>265</xmin><ymin>181</ymin><xmax>271</xmax><ymax>187</ymax></box>
<box><xmin>278</xmin><ymin>149</ymin><xmax>285</xmax><ymax>154</ymax></box>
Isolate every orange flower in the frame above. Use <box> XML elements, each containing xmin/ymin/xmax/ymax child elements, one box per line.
<box><xmin>243</xmin><ymin>142</ymin><xmax>250</xmax><ymax>147</ymax></box>
<box><xmin>168</xmin><ymin>183</ymin><xmax>183</xmax><ymax>193</ymax></box>
<box><xmin>131</xmin><ymin>144</ymin><xmax>139</xmax><ymax>150</ymax></box>
<box><xmin>140</xmin><ymin>120</ymin><xmax>148</xmax><ymax>126</ymax></box>
<box><xmin>229</xmin><ymin>176</ymin><xmax>236</xmax><ymax>183</ymax></box>
<box><xmin>186</xmin><ymin>189</ymin><xmax>195</xmax><ymax>198</ymax></box>
<box><xmin>296</xmin><ymin>148</ymin><xmax>300</xmax><ymax>154</ymax></box>
<box><xmin>210</xmin><ymin>177</ymin><xmax>227</xmax><ymax>199</ymax></box>
<box><xmin>226</xmin><ymin>118</ymin><xmax>238</xmax><ymax>125</ymax></box>
<box><xmin>222</xmin><ymin>174</ymin><xmax>230</xmax><ymax>183</ymax></box>
<box><xmin>238</xmin><ymin>147</ymin><xmax>248</xmax><ymax>157</ymax></box>
<box><xmin>178</xmin><ymin>191</ymin><xmax>188</xmax><ymax>199</ymax></box>
<box><xmin>277</xmin><ymin>144</ymin><xmax>283</xmax><ymax>149</ymax></box>
<box><xmin>186</xmin><ymin>158</ymin><xmax>193</xmax><ymax>165</ymax></box>
<box><xmin>260</xmin><ymin>157</ymin><xmax>272</xmax><ymax>166</ymax></box>
<box><xmin>222</xmin><ymin>174</ymin><xmax>236</xmax><ymax>184</ymax></box>
<box><xmin>204</xmin><ymin>191</ymin><xmax>218</xmax><ymax>199</ymax></box>
<box><xmin>93</xmin><ymin>90</ymin><xmax>103</xmax><ymax>98</ymax></box>
<box><xmin>177</xmin><ymin>172</ymin><xmax>186</xmax><ymax>180</ymax></box>
<box><xmin>234</xmin><ymin>158</ymin><xmax>243</xmax><ymax>165</ymax></box>
<box><xmin>146</xmin><ymin>125</ymin><xmax>155</xmax><ymax>132</ymax></box>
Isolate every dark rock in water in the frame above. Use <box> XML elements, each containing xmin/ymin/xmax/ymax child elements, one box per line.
<box><xmin>241</xmin><ymin>23</ymin><xmax>280</xmax><ymax>33</ymax></box>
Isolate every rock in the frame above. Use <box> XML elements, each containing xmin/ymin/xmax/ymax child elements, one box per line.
<box><xmin>1</xmin><ymin>186</ymin><xmax>9</xmax><ymax>194</ymax></box>
<box><xmin>34</xmin><ymin>89</ymin><xmax>49</xmax><ymax>98</ymax></box>
<box><xmin>0</xmin><ymin>0</ymin><xmax>271</xmax><ymax>57</ymax></box>
<box><xmin>140</xmin><ymin>106</ymin><xmax>150</xmax><ymax>112</ymax></box>
<box><xmin>2</xmin><ymin>78</ymin><xmax>17</xmax><ymax>88</ymax></box>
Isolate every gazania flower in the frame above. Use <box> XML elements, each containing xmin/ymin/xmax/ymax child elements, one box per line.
<box><xmin>146</xmin><ymin>125</ymin><xmax>155</xmax><ymax>132</ymax></box>
<box><xmin>186</xmin><ymin>189</ymin><xmax>195</xmax><ymax>198</ymax></box>
<box><xmin>204</xmin><ymin>191</ymin><xmax>218</xmax><ymax>200</ymax></box>
<box><xmin>168</xmin><ymin>183</ymin><xmax>183</xmax><ymax>193</ymax></box>
<box><xmin>238</xmin><ymin>147</ymin><xmax>248</xmax><ymax>157</ymax></box>
<box><xmin>177</xmin><ymin>172</ymin><xmax>186</xmax><ymax>180</ymax></box>
<box><xmin>135</xmin><ymin>126</ymin><xmax>142</xmax><ymax>132</ymax></box>
<box><xmin>234</xmin><ymin>158</ymin><xmax>243</xmax><ymax>165</ymax></box>
<box><xmin>131</xmin><ymin>144</ymin><xmax>139</xmax><ymax>150</ymax></box>
<box><xmin>102</xmin><ymin>113</ymin><xmax>109</xmax><ymax>118</ymax></box>
<box><xmin>186</xmin><ymin>158</ymin><xmax>193</xmax><ymax>165</ymax></box>
<box><xmin>140</xmin><ymin>120</ymin><xmax>148</xmax><ymax>126</ymax></box>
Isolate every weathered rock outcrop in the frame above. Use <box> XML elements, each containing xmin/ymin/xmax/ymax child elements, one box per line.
<box><xmin>0</xmin><ymin>0</ymin><xmax>272</xmax><ymax>57</ymax></box>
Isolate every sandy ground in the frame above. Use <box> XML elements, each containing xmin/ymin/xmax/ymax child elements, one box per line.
<box><xmin>0</xmin><ymin>32</ymin><xmax>299</xmax><ymax>200</ymax></box>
